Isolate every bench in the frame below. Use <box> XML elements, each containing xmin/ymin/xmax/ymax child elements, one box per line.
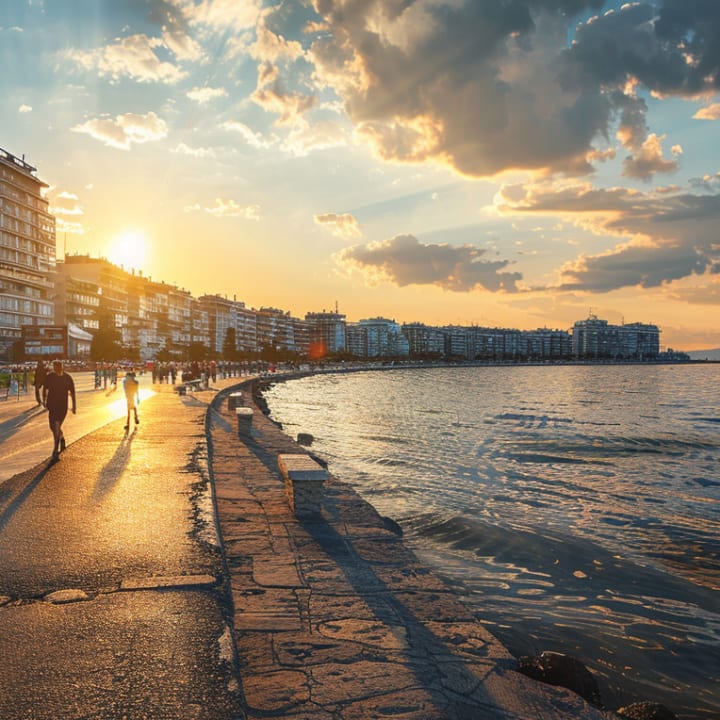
<box><xmin>278</xmin><ymin>453</ymin><xmax>328</xmax><ymax>518</ymax></box>
<box><xmin>227</xmin><ymin>391</ymin><xmax>243</xmax><ymax>411</ymax></box>
<box><xmin>178</xmin><ymin>378</ymin><xmax>203</xmax><ymax>395</ymax></box>
<box><xmin>236</xmin><ymin>407</ymin><xmax>253</xmax><ymax>436</ymax></box>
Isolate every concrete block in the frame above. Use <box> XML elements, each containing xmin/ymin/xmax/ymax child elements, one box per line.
<box><xmin>228</xmin><ymin>391</ymin><xmax>244</xmax><ymax>411</ymax></box>
<box><xmin>278</xmin><ymin>453</ymin><xmax>328</xmax><ymax>518</ymax></box>
<box><xmin>236</xmin><ymin>406</ymin><xmax>253</xmax><ymax>435</ymax></box>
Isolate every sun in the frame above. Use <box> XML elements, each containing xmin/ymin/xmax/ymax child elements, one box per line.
<box><xmin>107</xmin><ymin>230</ymin><xmax>148</xmax><ymax>272</ymax></box>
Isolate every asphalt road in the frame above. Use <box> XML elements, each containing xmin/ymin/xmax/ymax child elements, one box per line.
<box><xmin>0</xmin><ymin>379</ymin><xmax>246</xmax><ymax>719</ymax></box>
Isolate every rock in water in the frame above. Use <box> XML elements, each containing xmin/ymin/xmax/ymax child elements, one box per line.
<box><xmin>616</xmin><ymin>702</ymin><xmax>678</xmax><ymax>720</ymax></box>
<box><xmin>518</xmin><ymin>650</ymin><xmax>602</xmax><ymax>706</ymax></box>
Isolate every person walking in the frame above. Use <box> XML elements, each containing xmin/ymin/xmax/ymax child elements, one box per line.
<box><xmin>42</xmin><ymin>360</ymin><xmax>76</xmax><ymax>462</ymax></box>
<box><xmin>33</xmin><ymin>359</ymin><xmax>47</xmax><ymax>405</ymax></box>
<box><xmin>122</xmin><ymin>369</ymin><xmax>140</xmax><ymax>430</ymax></box>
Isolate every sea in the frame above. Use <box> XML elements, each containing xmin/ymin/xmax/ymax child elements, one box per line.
<box><xmin>262</xmin><ymin>363</ymin><xmax>720</xmax><ymax>720</ymax></box>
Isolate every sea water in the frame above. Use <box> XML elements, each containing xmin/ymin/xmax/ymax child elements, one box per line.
<box><xmin>263</xmin><ymin>364</ymin><xmax>720</xmax><ymax>719</ymax></box>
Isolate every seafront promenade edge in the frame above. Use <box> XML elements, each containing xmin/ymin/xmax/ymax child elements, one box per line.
<box><xmin>208</xmin><ymin>377</ymin><xmax>616</xmax><ymax>719</ymax></box>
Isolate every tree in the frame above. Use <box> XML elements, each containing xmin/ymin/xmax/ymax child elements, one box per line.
<box><xmin>90</xmin><ymin>328</ymin><xmax>123</xmax><ymax>361</ymax></box>
<box><xmin>188</xmin><ymin>341</ymin><xmax>209</xmax><ymax>362</ymax></box>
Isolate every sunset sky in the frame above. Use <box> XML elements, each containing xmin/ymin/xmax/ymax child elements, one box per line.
<box><xmin>2</xmin><ymin>0</ymin><xmax>719</xmax><ymax>350</ymax></box>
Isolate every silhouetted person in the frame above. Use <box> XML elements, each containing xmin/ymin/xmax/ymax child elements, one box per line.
<box><xmin>33</xmin><ymin>359</ymin><xmax>47</xmax><ymax>405</ymax></box>
<box><xmin>42</xmin><ymin>360</ymin><xmax>76</xmax><ymax>462</ymax></box>
<box><xmin>122</xmin><ymin>369</ymin><xmax>140</xmax><ymax>430</ymax></box>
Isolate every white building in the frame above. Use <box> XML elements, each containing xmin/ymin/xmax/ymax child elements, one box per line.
<box><xmin>0</xmin><ymin>147</ymin><xmax>56</xmax><ymax>359</ymax></box>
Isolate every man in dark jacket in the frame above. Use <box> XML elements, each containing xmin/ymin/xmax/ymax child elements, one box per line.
<box><xmin>42</xmin><ymin>360</ymin><xmax>76</xmax><ymax>462</ymax></box>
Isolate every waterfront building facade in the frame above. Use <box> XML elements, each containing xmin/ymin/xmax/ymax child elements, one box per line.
<box><xmin>573</xmin><ymin>315</ymin><xmax>660</xmax><ymax>359</ymax></box>
<box><xmin>0</xmin><ymin>148</ymin><xmax>56</xmax><ymax>359</ymax></box>
<box><xmin>402</xmin><ymin>323</ymin><xmax>446</xmax><ymax>357</ymax></box>
<box><xmin>256</xmin><ymin>307</ymin><xmax>300</xmax><ymax>356</ymax></box>
<box><xmin>347</xmin><ymin>317</ymin><xmax>409</xmax><ymax>358</ymax></box>
<box><xmin>305</xmin><ymin>311</ymin><xmax>346</xmax><ymax>355</ymax></box>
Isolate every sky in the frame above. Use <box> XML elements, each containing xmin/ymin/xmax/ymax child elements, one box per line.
<box><xmin>1</xmin><ymin>0</ymin><xmax>719</xmax><ymax>351</ymax></box>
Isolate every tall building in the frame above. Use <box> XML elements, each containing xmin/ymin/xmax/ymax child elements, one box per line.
<box><xmin>199</xmin><ymin>294</ymin><xmax>258</xmax><ymax>356</ymax></box>
<box><xmin>348</xmin><ymin>318</ymin><xmax>406</xmax><ymax>358</ymax></box>
<box><xmin>256</xmin><ymin>307</ymin><xmax>299</xmax><ymax>355</ymax></box>
<box><xmin>55</xmin><ymin>256</ymin><xmax>129</xmax><ymax>338</ymax></box>
<box><xmin>305</xmin><ymin>310</ymin><xmax>346</xmax><ymax>356</ymax></box>
<box><xmin>0</xmin><ymin>147</ymin><xmax>56</xmax><ymax>359</ymax></box>
<box><xmin>572</xmin><ymin>315</ymin><xmax>660</xmax><ymax>359</ymax></box>
<box><xmin>402</xmin><ymin>323</ymin><xmax>445</xmax><ymax>357</ymax></box>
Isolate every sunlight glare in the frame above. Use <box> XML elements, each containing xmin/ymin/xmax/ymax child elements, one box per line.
<box><xmin>107</xmin><ymin>230</ymin><xmax>147</xmax><ymax>272</ymax></box>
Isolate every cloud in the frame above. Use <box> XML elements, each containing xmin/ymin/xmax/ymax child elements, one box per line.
<box><xmin>250</xmin><ymin>7</ymin><xmax>305</xmax><ymax>63</ymax></box>
<box><xmin>184</xmin><ymin>0</ymin><xmax>262</xmax><ymax>33</ymax></box>
<box><xmin>221</xmin><ymin>120</ymin><xmax>276</xmax><ymax>148</ymax></box>
<box><xmin>557</xmin><ymin>240</ymin><xmax>706</xmax><ymax>292</ymax></box>
<box><xmin>622</xmin><ymin>133</ymin><xmax>679</xmax><ymax>180</ymax></box>
<box><xmin>186</xmin><ymin>85</ymin><xmax>227</xmax><ymax>104</ymax></box>
<box><xmin>694</xmin><ymin>104</ymin><xmax>720</xmax><ymax>120</ymax></box>
<box><xmin>338</xmin><ymin>234</ymin><xmax>521</xmax><ymax>292</ymax></box>
<box><xmin>71</xmin><ymin>112</ymin><xmax>168</xmax><ymax>150</ymax></box>
<box><xmin>301</xmin><ymin>1</ymin><xmax>720</xmax><ymax>179</ymax></box>
<box><xmin>172</xmin><ymin>142</ymin><xmax>216</xmax><ymax>158</ymax></box>
<box><xmin>563</xmin><ymin>2</ymin><xmax>720</xmax><ymax>98</ymax></box>
<box><xmin>315</xmin><ymin>212</ymin><xmax>362</xmax><ymax>240</ymax></box>
<box><xmin>66</xmin><ymin>34</ymin><xmax>186</xmax><ymax>83</ymax></box>
<box><xmin>252</xmin><ymin>61</ymin><xmax>317</xmax><ymax>125</ymax></box>
<box><xmin>669</xmin><ymin>281</ymin><xmax>720</xmax><ymax>306</ymax></box>
<box><xmin>498</xmin><ymin>181</ymin><xmax>720</xmax><ymax>292</ymax></box>
<box><xmin>49</xmin><ymin>191</ymin><xmax>84</xmax><ymax>217</ymax></box>
<box><xmin>18</xmin><ymin>104</ymin><xmax>32</xmax><ymax>113</ymax></box>
<box><xmin>282</xmin><ymin>118</ymin><xmax>347</xmax><ymax>155</ymax></box>
<box><xmin>185</xmin><ymin>198</ymin><xmax>261</xmax><ymax>220</ymax></box>
<box><xmin>689</xmin><ymin>173</ymin><xmax>720</xmax><ymax>193</ymax></box>
<box><xmin>56</xmin><ymin>219</ymin><xmax>85</xmax><ymax>235</ymax></box>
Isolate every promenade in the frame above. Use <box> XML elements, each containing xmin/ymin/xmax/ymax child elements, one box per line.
<box><xmin>0</xmin><ymin>373</ymin><xmax>616</xmax><ymax>719</ymax></box>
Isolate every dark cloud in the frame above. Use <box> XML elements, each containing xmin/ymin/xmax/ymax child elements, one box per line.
<box><xmin>501</xmin><ymin>183</ymin><xmax>720</xmax><ymax>291</ymax></box>
<box><xmin>306</xmin><ymin>1</ymin><xmax>718</xmax><ymax>179</ymax></box>
<box><xmin>559</xmin><ymin>242</ymin><xmax>709</xmax><ymax>292</ymax></box>
<box><xmin>338</xmin><ymin>234</ymin><xmax>522</xmax><ymax>292</ymax></box>
<box><xmin>562</xmin><ymin>1</ymin><xmax>720</xmax><ymax>96</ymax></box>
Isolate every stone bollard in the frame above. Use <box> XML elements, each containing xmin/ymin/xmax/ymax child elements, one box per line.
<box><xmin>236</xmin><ymin>407</ymin><xmax>253</xmax><ymax>436</ymax></box>
<box><xmin>278</xmin><ymin>454</ymin><xmax>328</xmax><ymax>518</ymax></box>
<box><xmin>228</xmin><ymin>391</ymin><xmax>243</xmax><ymax>411</ymax></box>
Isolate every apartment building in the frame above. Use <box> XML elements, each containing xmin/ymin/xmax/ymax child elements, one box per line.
<box><xmin>305</xmin><ymin>310</ymin><xmax>346</xmax><ymax>356</ymax></box>
<box><xmin>402</xmin><ymin>323</ymin><xmax>447</xmax><ymax>357</ymax></box>
<box><xmin>346</xmin><ymin>317</ymin><xmax>409</xmax><ymax>358</ymax></box>
<box><xmin>256</xmin><ymin>307</ymin><xmax>300</xmax><ymax>355</ymax></box>
<box><xmin>198</xmin><ymin>294</ymin><xmax>258</xmax><ymax>357</ymax></box>
<box><xmin>0</xmin><ymin>147</ymin><xmax>56</xmax><ymax>359</ymax></box>
<box><xmin>572</xmin><ymin>315</ymin><xmax>660</xmax><ymax>359</ymax></box>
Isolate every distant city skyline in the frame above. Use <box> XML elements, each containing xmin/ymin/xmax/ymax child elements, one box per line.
<box><xmin>2</xmin><ymin>1</ymin><xmax>719</xmax><ymax>351</ymax></box>
<box><xmin>61</xmin><ymin>250</ymin><xmax>657</xmax><ymax>337</ymax></box>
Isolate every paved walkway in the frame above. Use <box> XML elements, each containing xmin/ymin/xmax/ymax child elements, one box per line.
<box><xmin>208</xmin><ymin>380</ymin><xmax>615</xmax><ymax>719</ymax></box>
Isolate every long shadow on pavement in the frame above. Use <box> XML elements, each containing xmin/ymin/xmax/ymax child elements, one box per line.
<box><xmin>91</xmin><ymin>426</ymin><xmax>138</xmax><ymax>501</ymax></box>
<box><xmin>0</xmin><ymin>464</ymin><xmax>52</xmax><ymax>531</ymax></box>
<box><xmin>297</xmin><ymin>514</ymin><xmax>519</xmax><ymax>718</ymax></box>
<box><xmin>0</xmin><ymin>404</ymin><xmax>46</xmax><ymax>443</ymax></box>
